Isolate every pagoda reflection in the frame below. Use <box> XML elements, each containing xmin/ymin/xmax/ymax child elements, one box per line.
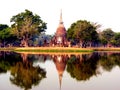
<box><xmin>2</xmin><ymin>51</ymin><xmax>120</xmax><ymax>90</ymax></box>
<box><xmin>52</xmin><ymin>54</ymin><xmax>68</xmax><ymax>90</ymax></box>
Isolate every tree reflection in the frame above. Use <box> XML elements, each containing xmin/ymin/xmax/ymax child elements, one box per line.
<box><xmin>10</xmin><ymin>53</ymin><xmax>46</xmax><ymax>90</ymax></box>
<box><xmin>67</xmin><ymin>52</ymin><xmax>120</xmax><ymax>81</ymax></box>
<box><xmin>1</xmin><ymin>51</ymin><xmax>120</xmax><ymax>88</ymax></box>
<box><xmin>67</xmin><ymin>53</ymin><xmax>100</xmax><ymax>81</ymax></box>
<box><xmin>0</xmin><ymin>60</ymin><xmax>10</xmax><ymax>73</ymax></box>
<box><xmin>0</xmin><ymin>51</ymin><xmax>21</xmax><ymax>73</ymax></box>
<box><xmin>98</xmin><ymin>52</ymin><xmax>120</xmax><ymax>71</ymax></box>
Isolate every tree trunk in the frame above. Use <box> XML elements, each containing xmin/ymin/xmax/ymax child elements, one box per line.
<box><xmin>20</xmin><ymin>39</ymin><xmax>28</xmax><ymax>47</ymax></box>
<box><xmin>89</xmin><ymin>41</ymin><xmax>92</xmax><ymax>47</ymax></box>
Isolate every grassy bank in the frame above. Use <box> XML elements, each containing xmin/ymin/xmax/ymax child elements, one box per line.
<box><xmin>0</xmin><ymin>47</ymin><xmax>17</xmax><ymax>51</ymax></box>
<box><xmin>14</xmin><ymin>47</ymin><xmax>94</xmax><ymax>52</ymax></box>
<box><xmin>93</xmin><ymin>47</ymin><xmax>120</xmax><ymax>51</ymax></box>
<box><xmin>1</xmin><ymin>47</ymin><xmax>120</xmax><ymax>52</ymax></box>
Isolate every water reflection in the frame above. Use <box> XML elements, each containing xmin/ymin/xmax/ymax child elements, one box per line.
<box><xmin>0</xmin><ymin>52</ymin><xmax>46</xmax><ymax>90</ymax></box>
<box><xmin>0</xmin><ymin>51</ymin><xmax>21</xmax><ymax>73</ymax></box>
<box><xmin>0</xmin><ymin>51</ymin><xmax>120</xmax><ymax>90</ymax></box>
<box><xmin>67</xmin><ymin>53</ymin><xmax>99</xmax><ymax>81</ymax></box>
<box><xmin>52</xmin><ymin>55</ymin><xmax>68</xmax><ymax>89</ymax></box>
<box><xmin>98</xmin><ymin>52</ymin><xmax>120</xmax><ymax>71</ymax></box>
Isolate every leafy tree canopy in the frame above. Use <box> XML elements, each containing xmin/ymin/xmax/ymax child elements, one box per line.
<box><xmin>101</xmin><ymin>28</ymin><xmax>115</xmax><ymax>41</ymax></box>
<box><xmin>10</xmin><ymin>9</ymin><xmax>47</xmax><ymax>46</ymax></box>
<box><xmin>0</xmin><ymin>24</ymin><xmax>13</xmax><ymax>43</ymax></box>
<box><xmin>0</xmin><ymin>24</ymin><xmax>9</xmax><ymax>31</ymax></box>
<box><xmin>67</xmin><ymin>20</ymin><xmax>99</xmax><ymax>47</ymax></box>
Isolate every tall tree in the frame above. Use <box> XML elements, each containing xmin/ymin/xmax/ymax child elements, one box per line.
<box><xmin>101</xmin><ymin>28</ymin><xmax>115</xmax><ymax>47</ymax></box>
<box><xmin>0</xmin><ymin>24</ymin><xmax>19</xmax><ymax>47</ymax></box>
<box><xmin>10</xmin><ymin>9</ymin><xmax>47</xmax><ymax>47</ymax></box>
<box><xmin>0</xmin><ymin>24</ymin><xmax>8</xmax><ymax>30</ymax></box>
<box><xmin>67</xmin><ymin>20</ymin><xmax>99</xmax><ymax>47</ymax></box>
<box><xmin>110</xmin><ymin>32</ymin><xmax>120</xmax><ymax>47</ymax></box>
<box><xmin>0</xmin><ymin>24</ymin><xmax>11</xmax><ymax>47</ymax></box>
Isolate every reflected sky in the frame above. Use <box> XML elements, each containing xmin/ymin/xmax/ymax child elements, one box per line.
<box><xmin>0</xmin><ymin>51</ymin><xmax>120</xmax><ymax>90</ymax></box>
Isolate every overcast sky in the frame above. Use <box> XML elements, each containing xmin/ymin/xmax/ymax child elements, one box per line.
<box><xmin>0</xmin><ymin>0</ymin><xmax>120</xmax><ymax>34</ymax></box>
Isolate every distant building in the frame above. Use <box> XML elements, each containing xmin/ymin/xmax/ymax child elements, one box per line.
<box><xmin>51</xmin><ymin>10</ymin><xmax>68</xmax><ymax>47</ymax></box>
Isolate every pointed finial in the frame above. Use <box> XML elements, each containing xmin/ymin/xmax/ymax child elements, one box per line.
<box><xmin>60</xmin><ymin>9</ymin><xmax>63</xmax><ymax>24</ymax></box>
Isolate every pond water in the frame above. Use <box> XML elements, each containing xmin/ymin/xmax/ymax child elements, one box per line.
<box><xmin>0</xmin><ymin>51</ymin><xmax>120</xmax><ymax>90</ymax></box>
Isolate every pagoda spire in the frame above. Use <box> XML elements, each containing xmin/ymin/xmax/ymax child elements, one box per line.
<box><xmin>59</xmin><ymin>9</ymin><xmax>63</xmax><ymax>24</ymax></box>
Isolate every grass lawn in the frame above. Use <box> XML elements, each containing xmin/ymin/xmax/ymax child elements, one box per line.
<box><xmin>14</xmin><ymin>47</ymin><xmax>94</xmax><ymax>52</ymax></box>
<box><xmin>1</xmin><ymin>47</ymin><xmax>120</xmax><ymax>52</ymax></box>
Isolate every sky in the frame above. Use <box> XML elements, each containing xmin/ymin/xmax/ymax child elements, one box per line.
<box><xmin>0</xmin><ymin>0</ymin><xmax>120</xmax><ymax>35</ymax></box>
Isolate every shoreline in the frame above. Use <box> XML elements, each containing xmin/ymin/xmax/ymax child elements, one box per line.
<box><xmin>1</xmin><ymin>47</ymin><xmax>120</xmax><ymax>52</ymax></box>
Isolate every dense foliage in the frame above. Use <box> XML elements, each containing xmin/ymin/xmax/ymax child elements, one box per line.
<box><xmin>10</xmin><ymin>9</ymin><xmax>47</xmax><ymax>47</ymax></box>
<box><xmin>67</xmin><ymin>20</ymin><xmax>99</xmax><ymax>47</ymax></box>
<box><xmin>0</xmin><ymin>24</ymin><xmax>15</xmax><ymax>47</ymax></box>
<box><xmin>0</xmin><ymin>10</ymin><xmax>120</xmax><ymax>47</ymax></box>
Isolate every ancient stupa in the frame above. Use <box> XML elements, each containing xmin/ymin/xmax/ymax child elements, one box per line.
<box><xmin>51</xmin><ymin>10</ymin><xmax>68</xmax><ymax>47</ymax></box>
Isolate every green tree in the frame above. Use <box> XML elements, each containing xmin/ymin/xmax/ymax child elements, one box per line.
<box><xmin>67</xmin><ymin>20</ymin><xmax>99</xmax><ymax>47</ymax></box>
<box><xmin>110</xmin><ymin>32</ymin><xmax>120</xmax><ymax>47</ymax></box>
<box><xmin>0</xmin><ymin>24</ymin><xmax>12</xmax><ymax>47</ymax></box>
<box><xmin>0</xmin><ymin>24</ymin><xmax>8</xmax><ymax>30</ymax></box>
<box><xmin>10</xmin><ymin>9</ymin><xmax>47</xmax><ymax>47</ymax></box>
<box><xmin>100</xmin><ymin>28</ymin><xmax>115</xmax><ymax>47</ymax></box>
<box><xmin>67</xmin><ymin>23</ymin><xmax>76</xmax><ymax>41</ymax></box>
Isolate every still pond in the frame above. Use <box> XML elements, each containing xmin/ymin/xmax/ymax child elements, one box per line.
<box><xmin>0</xmin><ymin>51</ymin><xmax>120</xmax><ymax>90</ymax></box>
